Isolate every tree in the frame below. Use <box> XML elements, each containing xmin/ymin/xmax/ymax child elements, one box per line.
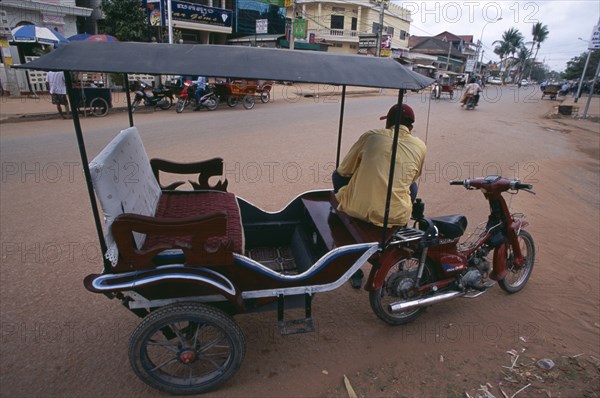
<box><xmin>100</xmin><ymin>0</ymin><xmax>148</xmax><ymax>42</ymax></box>
<box><xmin>527</xmin><ymin>22</ymin><xmax>549</xmax><ymax>79</ymax></box>
<box><xmin>493</xmin><ymin>40</ymin><xmax>511</xmax><ymax>82</ymax></box>
<box><xmin>493</xmin><ymin>28</ymin><xmax>524</xmax><ymax>82</ymax></box>
<box><xmin>563</xmin><ymin>50</ymin><xmax>600</xmax><ymax>81</ymax></box>
<box><xmin>516</xmin><ymin>46</ymin><xmax>532</xmax><ymax>81</ymax></box>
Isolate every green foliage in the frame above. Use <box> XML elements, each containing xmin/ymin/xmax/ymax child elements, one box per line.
<box><xmin>563</xmin><ymin>51</ymin><xmax>600</xmax><ymax>80</ymax></box>
<box><xmin>100</xmin><ymin>0</ymin><xmax>148</xmax><ymax>42</ymax></box>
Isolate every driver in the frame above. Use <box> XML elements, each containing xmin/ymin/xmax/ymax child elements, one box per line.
<box><xmin>332</xmin><ymin>104</ymin><xmax>426</xmax><ymax>286</ymax></box>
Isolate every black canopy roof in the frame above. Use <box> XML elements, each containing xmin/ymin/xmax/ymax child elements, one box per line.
<box><xmin>18</xmin><ymin>41</ymin><xmax>434</xmax><ymax>90</ymax></box>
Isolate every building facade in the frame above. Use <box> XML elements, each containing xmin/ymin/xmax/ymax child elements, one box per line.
<box><xmin>287</xmin><ymin>0</ymin><xmax>411</xmax><ymax>56</ymax></box>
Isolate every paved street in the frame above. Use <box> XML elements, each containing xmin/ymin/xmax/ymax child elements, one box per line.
<box><xmin>1</xmin><ymin>85</ymin><xmax>599</xmax><ymax>397</ymax></box>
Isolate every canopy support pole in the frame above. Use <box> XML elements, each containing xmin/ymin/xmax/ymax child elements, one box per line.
<box><xmin>380</xmin><ymin>89</ymin><xmax>405</xmax><ymax>248</ymax></box>
<box><xmin>123</xmin><ymin>74</ymin><xmax>134</xmax><ymax>127</ymax></box>
<box><xmin>65</xmin><ymin>71</ymin><xmax>111</xmax><ymax>272</ymax></box>
<box><xmin>335</xmin><ymin>85</ymin><xmax>346</xmax><ymax>168</ymax></box>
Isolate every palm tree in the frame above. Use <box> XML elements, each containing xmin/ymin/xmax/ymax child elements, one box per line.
<box><xmin>494</xmin><ymin>28</ymin><xmax>524</xmax><ymax>82</ymax></box>
<box><xmin>493</xmin><ymin>41</ymin><xmax>511</xmax><ymax>83</ymax></box>
<box><xmin>516</xmin><ymin>46</ymin><xmax>532</xmax><ymax>81</ymax></box>
<box><xmin>527</xmin><ymin>22</ymin><xmax>549</xmax><ymax>79</ymax></box>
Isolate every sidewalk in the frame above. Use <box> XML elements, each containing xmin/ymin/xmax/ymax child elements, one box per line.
<box><xmin>558</xmin><ymin>93</ymin><xmax>600</xmax><ymax>119</ymax></box>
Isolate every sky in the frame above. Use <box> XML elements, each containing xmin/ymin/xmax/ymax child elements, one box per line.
<box><xmin>396</xmin><ymin>0</ymin><xmax>600</xmax><ymax>72</ymax></box>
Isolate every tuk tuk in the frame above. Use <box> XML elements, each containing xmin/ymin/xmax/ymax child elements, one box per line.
<box><xmin>17</xmin><ymin>42</ymin><xmax>433</xmax><ymax>395</ymax></box>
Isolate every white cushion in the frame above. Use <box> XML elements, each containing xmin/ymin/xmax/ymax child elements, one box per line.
<box><xmin>89</xmin><ymin>127</ymin><xmax>162</xmax><ymax>266</ymax></box>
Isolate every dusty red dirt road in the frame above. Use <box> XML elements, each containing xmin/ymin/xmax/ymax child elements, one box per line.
<box><xmin>1</xmin><ymin>86</ymin><xmax>599</xmax><ymax>397</ymax></box>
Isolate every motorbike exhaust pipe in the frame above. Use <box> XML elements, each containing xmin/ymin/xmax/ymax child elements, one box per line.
<box><xmin>389</xmin><ymin>291</ymin><xmax>465</xmax><ymax>312</ymax></box>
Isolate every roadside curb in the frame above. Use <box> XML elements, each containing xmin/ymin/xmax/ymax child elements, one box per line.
<box><xmin>1</xmin><ymin>88</ymin><xmax>388</xmax><ymax>123</ymax></box>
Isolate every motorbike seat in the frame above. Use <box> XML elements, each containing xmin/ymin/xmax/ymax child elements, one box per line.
<box><xmin>429</xmin><ymin>214</ymin><xmax>467</xmax><ymax>239</ymax></box>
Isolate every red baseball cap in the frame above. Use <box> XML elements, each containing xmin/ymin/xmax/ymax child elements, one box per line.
<box><xmin>379</xmin><ymin>104</ymin><xmax>415</xmax><ymax>124</ymax></box>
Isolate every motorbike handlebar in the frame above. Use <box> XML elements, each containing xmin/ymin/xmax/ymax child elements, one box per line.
<box><xmin>449</xmin><ymin>180</ymin><xmax>465</xmax><ymax>185</ymax></box>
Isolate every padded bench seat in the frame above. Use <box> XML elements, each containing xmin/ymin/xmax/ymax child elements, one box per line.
<box><xmin>143</xmin><ymin>191</ymin><xmax>244</xmax><ymax>254</ymax></box>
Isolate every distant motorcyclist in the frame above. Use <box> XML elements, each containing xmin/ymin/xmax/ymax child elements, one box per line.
<box><xmin>460</xmin><ymin>77</ymin><xmax>482</xmax><ymax>107</ymax></box>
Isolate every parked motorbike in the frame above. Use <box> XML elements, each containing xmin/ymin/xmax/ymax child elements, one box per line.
<box><xmin>369</xmin><ymin>176</ymin><xmax>535</xmax><ymax>325</ymax></box>
<box><xmin>175</xmin><ymin>80</ymin><xmax>218</xmax><ymax>113</ymax></box>
<box><xmin>131</xmin><ymin>81</ymin><xmax>174</xmax><ymax>112</ymax></box>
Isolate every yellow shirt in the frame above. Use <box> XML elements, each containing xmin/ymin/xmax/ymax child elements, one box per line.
<box><xmin>335</xmin><ymin>126</ymin><xmax>426</xmax><ymax>227</ymax></box>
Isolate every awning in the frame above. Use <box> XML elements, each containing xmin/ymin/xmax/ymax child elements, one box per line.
<box><xmin>17</xmin><ymin>42</ymin><xmax>435</xmax><ymax>90</ymax></box>
<box><xmin>228</xmin><ymin>34</ymin><xmax>284</xmax><ymax>43</ymax></box>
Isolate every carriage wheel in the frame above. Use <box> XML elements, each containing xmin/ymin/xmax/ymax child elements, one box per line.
<box><xmin>226</xmin><ymin>96</ymin><xmax>238</xmax><ymax>107</ymax></box>
<box><xmin>260</xmin><ymin>91</ymin><xmax>270</xmax><ymax>103</ymax></box>
<box><xmin>129</xmin><ymin>303</ymin><xmax>245</xmax><ymax>395</ymax></box>
<box><xmin>242</xmin><ymin>95</ymin><xmax>255</xmax><ymax>110</ymax></box>
<box><xmin>89</xmin><ymin>97</ymin><xmax>109</xmax><ymax>117</ymax></box>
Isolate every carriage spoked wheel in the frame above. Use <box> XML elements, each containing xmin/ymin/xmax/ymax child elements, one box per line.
<box><xmin>226</xmin><ymin>96</ymin><xmax>238</xmax><ymax>107</ymax></box>
<box><xmin>242</xmin><ymin>95</ymin><xmax>255</xmax><ymax>110</ymax></box>
<box><xmin>260</xmin><ymin>91</ymin><xmax>270</xmax><ymax>103</ymax></box>
<box><xmin>128</xmin><ymin>303</ymin><xmax>245</xmax><ymax>395</ymax></box>
<box><xmin>88</xmin><ymin>97</ymin><xmax>109</xmax><ymax>117</ymax></box>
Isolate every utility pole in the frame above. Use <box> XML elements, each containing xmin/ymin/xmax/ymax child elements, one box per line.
<box><xmin>290</xmin><ymin>0</ymin><xmax>296</xmax><ymax>50</ymax></box>
<box><xmin>375</xmin><ymin>0</ymin><xmax>387</xmax><ymax>57</ymax></box>
<box><xmin>582</xmin><ymin>58</ymin><xmax>600</xmax><ymax>118</ymax></box>
<box><xmin>446</xmin><ymin>41</ymin><xmax>452</xmax><ymax>70</ymax></box>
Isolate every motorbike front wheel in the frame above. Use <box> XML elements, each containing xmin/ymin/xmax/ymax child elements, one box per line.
<box><xmin>128</xmin><ymin>303</ymin><xmax>245</xmax><ymax>395</ymax></box>
<box><xmin>498</xmin><ymin>230</ymin><xmax>535</xmax><ymax>293</ymax></box>
<box><xmin>159</xmin><ymin>96</ymin><xmax>173</xmax><ymax>110</ymax></box>
<box><xmin>369</xmin><ymin>257</ymin><xmax>434</xmax><ymax>325</ymax></box>
<box><xmin>131</xmin><ymin>98</ymin><xmax>141</xmax><ymax>113</ymax></box>
<box><xmin>175</xmin><ymin>98</ymin><xmax>187</xmax><ymax>113</ymax></box>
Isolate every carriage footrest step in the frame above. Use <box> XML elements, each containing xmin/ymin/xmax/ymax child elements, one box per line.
<box><xmin>278</xmin><ymin>318</ymin><xmax>315</xmax><ymax>335</ymax></box>
<box><xmin>277</xmin><ymin>293</ymin><xmax>314</xmax><ymax>335</ymax></box>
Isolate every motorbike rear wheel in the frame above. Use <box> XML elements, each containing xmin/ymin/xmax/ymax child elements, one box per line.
<box><xmin>499</xmin><ymin>230</ymin><xmax>535</xmax><ymax>293</ymax></box>
<box><xmin>175</xmin><ymin>98</ymin><xmax>187</xmax><ymax>113</ymax></box>
<box><xmin>369</xmin><ymin>257</ymin><xmax>434</xmax><ymax>325</ymax></box>
<box><xmin>159</xmin><ymin>96</ymin><xmax>173</xmax><ymax>110</ymax></box>
<box><xmin>205</xmin><ymin>97</ymin><xmax>218</xmax><ymax>111</ymax></box>
<box><xmin>128</xmin><ymin>302</ymin><xmax>245</xmax><ymax>395</ymax></box>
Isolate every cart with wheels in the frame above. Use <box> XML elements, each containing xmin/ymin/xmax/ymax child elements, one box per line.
<box><xmin>214</xmin><ymin>80</ymin><xmax>257</xmax><ymax>109</ymax></box>
<box><xmin>72</xmin><ymin>87</ymin><xmax>112</xmax><ymax>117</ymax></box>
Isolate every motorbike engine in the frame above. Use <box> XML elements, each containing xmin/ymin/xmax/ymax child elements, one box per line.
<box><xmin>461</xmin><ymin>247</ymin><xmax>491</xmax><ymax>291</ymax></box>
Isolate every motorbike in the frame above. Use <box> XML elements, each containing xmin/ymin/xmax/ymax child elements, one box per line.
<box><xmin>464</xmin><ymin>94</ymin><xmax>477</xmax><ymax>110</ymax></box>
<box><xmin>369</xmin><ymin>176</ymin><xmax>535</xmax><ymax>325</ymax></box>
<box><xmin>131</xmin><ymin>80</ymin><xmax>174</xmax><ymax>112</ymax></box>
<box><xmin>175</xmin><ymin>80</ymin><xmax>218</xmax><ymax>113</ymax></box>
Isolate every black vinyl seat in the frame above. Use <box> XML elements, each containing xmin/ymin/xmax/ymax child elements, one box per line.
<box><xmin>430</xmin><ymin>215</ymin><xmax>468</xmax><ymax>239</ymax></box>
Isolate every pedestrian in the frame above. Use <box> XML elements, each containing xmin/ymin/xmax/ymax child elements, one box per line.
<box><xmin>332</xmin><ymin>103</ymin><xmax>426</xmax><ymax>288</ymax></box>
<box><xmin>46</xmin><ymin>71</ymin><xmax>69</xmax><ymax>119</ymax></box>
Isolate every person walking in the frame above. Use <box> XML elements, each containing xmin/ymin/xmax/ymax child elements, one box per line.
<box><xmin>46</xmin><ymin>71</ymin><xmax>69</xmax><ymax>119</ymax></box>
